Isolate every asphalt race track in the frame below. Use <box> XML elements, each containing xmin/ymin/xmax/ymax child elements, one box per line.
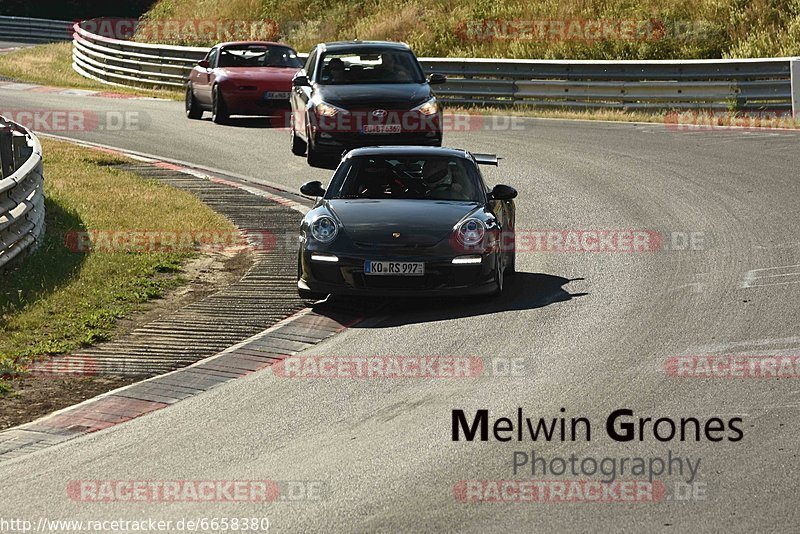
<box><xmin>1</xmin><ymin>84</ymin><xmax>799</xmax><ymax>531</ymax></box>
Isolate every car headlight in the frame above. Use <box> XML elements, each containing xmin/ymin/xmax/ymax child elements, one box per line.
<box><xmin>455</xmin><ymin>218</ymin><xmax>485</xmax><ymax>247</ymax></box>
<box><xmin>315</xmin><ymin>101</ymin><xmax>344</xmax><ymax>117</ymax></box>
<box><xmin>310</xmin><ymin>215</ymin><xmax>338</xmax><ymax>243</ymax></box>
<box><xmin>413</xmin><ymin>97</ymin><xmax>438</xmax><ymax>116</ymax></box>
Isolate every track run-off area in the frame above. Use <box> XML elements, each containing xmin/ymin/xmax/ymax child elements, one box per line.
<box><xmin>1</xmin><ymin>81</ymin><xmax>799</xmax><ymax>531</ymax></box>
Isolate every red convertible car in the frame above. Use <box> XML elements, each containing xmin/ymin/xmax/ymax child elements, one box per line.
<box><xmin>185</xmin><ymin>41</ymin><xmax>303</xmax><ymax>123</ymax></box>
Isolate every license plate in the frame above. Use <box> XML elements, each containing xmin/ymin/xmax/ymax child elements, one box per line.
<box><xmin>264</xmin><ymin>91</ymin><xmax>290</xmax><ymax>100</ymax></box>
<box><xmin>362</xmin><ymin>124</ymin><xmax>401</xmax><ymax>134</ymax></box>
<box><xmin>364</xmin><ymin>261</ymin><xmax>424</xmax><ymax>276</ymax></box>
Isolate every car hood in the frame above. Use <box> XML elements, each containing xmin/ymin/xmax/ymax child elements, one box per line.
<box><xmin>324</xmin><ymin>199</ymin><xmax>480</xmax><ymax>245</ymax></box>
<box><xmin>315</xmin><ymin>83</ymin><xmax>432</xmax><ymax>109</ymax></box>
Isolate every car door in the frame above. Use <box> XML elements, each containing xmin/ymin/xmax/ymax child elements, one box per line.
<box><xmin>194</xmin><ymin>47</ymin><xmax>218</xmax><ymax>106</ymax></box>
<box><xmin>291</xmin><ymin>48</ymin><xmax>317</xmax><ymax>138</ymax></box>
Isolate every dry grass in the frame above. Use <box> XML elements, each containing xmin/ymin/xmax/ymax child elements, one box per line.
<box><xmin>0</xmin><ymin>139</ymin><xmax>235</xmax><ymax>390</ymax></box>
<box><xmin>0</xmin><ymin>42</ymin><xmax>181</xmax><ymax>100</ymax></box>
<box><xmin>139</xmin><ymin>0</ymin><xmax>800</xmax><ymax>58</ymax></box>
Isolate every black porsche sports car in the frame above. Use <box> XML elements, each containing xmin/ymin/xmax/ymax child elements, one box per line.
<box><xmin>296</xmin><ymin>146</ymin><xmax>517</xmax><ymax>299</ymax></box>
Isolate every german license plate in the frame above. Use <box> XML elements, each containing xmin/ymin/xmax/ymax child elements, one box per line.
<box><xmin>364</xmin><ymin>261</ymin><xmax>424</xmax><ymax>276</ymax></box>
<box><xmin>362</xmin><ymin>124</ymin><xmax>401</xmax><ymax>134</ymax></box>
<box><xmin>264</xmin><ymin>91</ymin><xmax>290</xmax><ymax>100</ymax></box>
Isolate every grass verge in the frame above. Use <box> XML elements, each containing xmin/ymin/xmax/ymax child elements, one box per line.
<box><xmin>0</xmin><ymin>138</ymin><xmax>235</xmax><ymax>393</ymax></box>
<box><xmin>140</xmin><ymin>0</ymin><xmax>800</xmax><ymax>59</ymax></box>
<box><xmin>0</xmin><ymin>42</ymin><xmax>181</xmax><ymax>100</ymax></box>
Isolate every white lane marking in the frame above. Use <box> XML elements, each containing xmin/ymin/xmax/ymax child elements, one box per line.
<box><xmin>741</xmin><ymin>264</ymin><xmax>800</xmax><ymax>288</ymax></box>
<box><xmin>0</xmin><ymin>83</ymin><xmax>38</xmax><ymax>91</ymax></box>
<box><xmin>692</xmin><ymin>337</ymin><xmax>800</xmax><ymax>354</ymax></box>
<box><xmin>57</xmin><ymin>89</ymin><xmax>100</xmax><ymax>96</ymax></box>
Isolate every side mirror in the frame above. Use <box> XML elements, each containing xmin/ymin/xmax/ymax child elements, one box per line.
<box><xmin>487</xmin><ymin>184</ymin><xmax>517</xmax><ymax>201</ymax></box>
<box><xmin>198</xmin><ymin>59</ymin><xmax>210</xmax><ymax>69</ymax></box>
<box><xmin>293</xmin><ymin>75</ymin><xmax>310</xmax><ymax>87</ymax></box>
<box><xmin>427</xmin><ymin>73</ymin><xmax>447</xmax><ymax>85</ymax></box>
<box><xmin>300</xmin><ymin>180</ymin><xmax>326</xmax><ymax>197</ymax></box>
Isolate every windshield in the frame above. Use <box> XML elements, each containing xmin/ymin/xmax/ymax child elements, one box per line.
<box><xmin>317</xmin><ymin>50</ymin><xmax>425</xmax><ymax>84</ymax></box>
<box><xmin>217</xmin><ymin>45</ymin><xmax>302</xmax><ymax>68</ymax></box>
<box><xmin>327</xmin><ymin>156</ymin><xmax>483</xmax><ymax>201</ymax></box>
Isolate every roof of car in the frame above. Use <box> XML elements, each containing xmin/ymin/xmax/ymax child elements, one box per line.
<box><xmin>317</xmin><ymin>40</ymin><xmax>411</xmax><ymax>52</ymax></box>
<box><xmin>344</xmin><ymin>146</ymin><xmax>471</xmax><ymax>159</ymax></box>
<box><xmin>217</xmin><ymin>41</ymin><xmax>294</xmax><ymax>49</ymax></box>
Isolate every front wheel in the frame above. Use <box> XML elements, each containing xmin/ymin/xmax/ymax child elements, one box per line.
<box><xmin>306</xmin><ymin>129</ymin><xmax>324</xmax><ymax>167</ymax></box>
<box><xmin>505</xmin><ymin>248</ymin><xmax>516</xmax><ymax>275</ymax></box>
<box><xmin>211</xmin><ymin>85</ymin><xmax>229</xmax><ymax>124</ymax></box>
<box><xmin>491</xmin><ymin>254</ymin><xmax>505</xmax><ymax>297</ymax></box>
<box><xmin>291</xmin><ymin>118</ymin><xmax>307</xmax><ymax>156</ymax></box>
<box><xmin>185</xmin><ymin>84</ymin><xmax>202</xmax><ymax>119</ymax></box>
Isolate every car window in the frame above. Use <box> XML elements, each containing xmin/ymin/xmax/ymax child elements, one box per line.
<box><xmin>217</xmin><ymin>45</ymin><xmax>302</xmax><ymax>68</ymax></box>
<box><xmin>305</xmin><ymin>49</ymin><xmax>317</xmax><ymax>78</ymax></box>
<box><xmin>206</xmin><ymin>47</ymin><xmax>218</xmax><ymax>68</ymax></box>
<box><xmin>318</xmin><ymin>50</ymin><xmax>424</xmax><ymax>84</ymax></box>
<box><xmin>328</xmin><ymin>156</ymin><xmax>481</xmax><ymax>201</ymax></box>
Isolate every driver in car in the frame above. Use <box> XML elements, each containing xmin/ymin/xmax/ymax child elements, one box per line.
<box><xmin>422</xmin><ymin>160</ymin><xmax>462</xmax><ymax>199</ymax></box>
<box><xmin>380</xmin><ymin>52</ymin><xmax>413</xmax><ymax>82</ymax></box>
<box><xmin>328</xmin><ymin>58</ymin><xmax>347</xmax><ymax>82</ymax></box>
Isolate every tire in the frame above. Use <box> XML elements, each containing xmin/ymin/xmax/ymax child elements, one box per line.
<box><xmin>211</xmin><ymin>85</ymin><xmax>229</xmax><ymax>124</ymax></box>
<box><xmin>491</xmin><ymin>254</ymin><xmax>505</xmax><ymax>297</ymax></box>
<box><xmin>291</xmin><ymin>117</ymin><xmax>307</xmax><ymax>156</ymax></box>
<box><xmin>306</xmin><ymin>127</ymin><xmax>324</xmax><ymax>166</ymax></box>
<box><xmin>185</xmin><ymin>84</ymin><xmax>203</xmax><ymax>119</ymax></box>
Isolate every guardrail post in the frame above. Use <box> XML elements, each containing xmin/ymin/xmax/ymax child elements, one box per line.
<box><xmin>0</xmin><ymin>125</ymin><xmax>15</xmax><ymax>178</ymax></box>
<box><xmin>792</xmin><ymin>58</ymin><xmax>800</xmax><ymax>119</ymax></box>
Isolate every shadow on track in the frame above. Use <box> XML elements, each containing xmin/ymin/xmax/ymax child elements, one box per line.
<box><xmin>203</xmin><ymin>117</ymin><xmax>285</xmax><ymax>129</ymax></box>
<box><xmin>311</xmin><ymin>272</ymin><xmax>587</xmax><ymax>328</ymax></box>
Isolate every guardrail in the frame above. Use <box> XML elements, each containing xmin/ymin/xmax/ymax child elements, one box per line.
<box><xmin>72</xmin><ymin>21</ymin><xmax>207</xmax><ymax>89</ymax></box>
<box><xmin>0</xmin><ymin>117</ymin><xmax>44</xmax><ymax>271</ymax></box>
<box><xmin>420</xmin><ymin>57</ymin><xmax>798</xmax><ymax>112</ymax></box>
<box><xmin>0</xmin><ymin>16</ymin><xmax>795</xmax><ymax>113</ymax></box>
<box><xmin>69</xmin><ymin>19</ymin><xmax>800</xmax><ymax>112</ymax></box>
<box><xmin>0</xmin><ymin>16</ymin><xmax>71</xmax><ymax>44</ymax></box>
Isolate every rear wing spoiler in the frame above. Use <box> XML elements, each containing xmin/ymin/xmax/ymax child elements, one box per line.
<box><xmin>473</xmin><ymin>153</ymin><xmax>500</xmax><ymax>166</ymax></box>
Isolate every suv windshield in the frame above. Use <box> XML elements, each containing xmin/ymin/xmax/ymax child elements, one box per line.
<box><xmin>218</xmin><ymin>45</ymin><xmax>302</xmax><ymax>68</ymax></box>
<box><xmin>327</xmin><ymin>156</ymin><xmax>482</xmax><ymax>201</ymax></box>
<box><xmin>318</xmin><ymin>50</ymin><xmax>425</xmax><ymax>84</ymax></box>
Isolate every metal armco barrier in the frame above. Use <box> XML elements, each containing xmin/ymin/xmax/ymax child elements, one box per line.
<box><xmin>68</xmin><ymin>18</ymin><xmax>800</xmax><ymax>113</ymax></box>
<box><xmin>0</xmin><ymin>116</ymin><xmax>44</xmax><ymax>270</ymax></box>
<box><xmin>0</xmin><ymin>16</ymin><xmax>72</xmax><ymax>43</ymax></box>
<box><xmin>71</xmin><ymin>20</ymin><xmax>208</xmax><ymax>89</ymax></box>
<box><xmin>420</xmin><ymin>57</ymin><xmax>798</xmax><ymax>112</ymax></box>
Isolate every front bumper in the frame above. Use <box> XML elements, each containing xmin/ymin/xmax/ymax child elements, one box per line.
<box><xmin>223</xmin><ymin>91</ymin><xmax>291</xmax><ymax>116</ymax></box>
<box><xmin>298</xmin><ymin>249</ymin><xmax>497</xmax><ymax>297</ymax></box>
<box><xmin>311</xmin><ymin>131</ymin><xmax>443</xmax><ymax>154</ymax></box>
